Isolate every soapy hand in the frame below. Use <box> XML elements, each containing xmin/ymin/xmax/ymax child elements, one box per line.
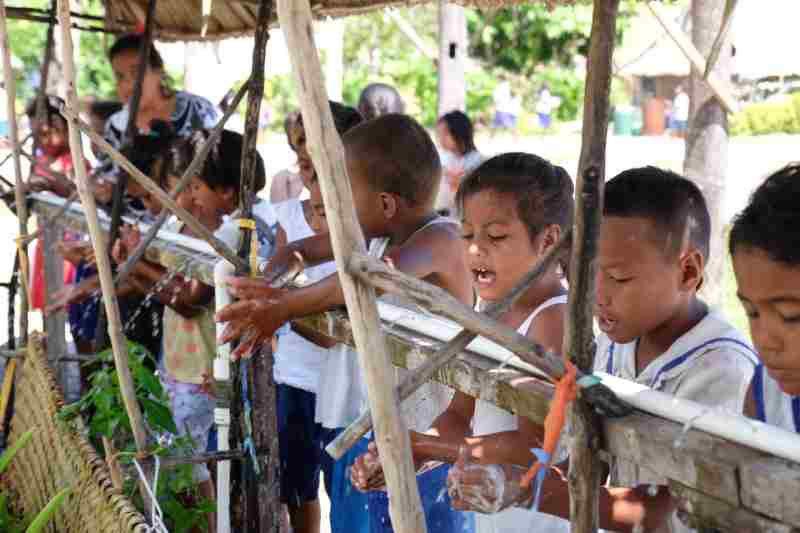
<box><xmin>447</xmin><ymin>446</ymin><xmax>528</xmax><ymax>514</ymax></box>
<box><xmin>351</xmin><ymin>441</ymin><xmax>386</xmax><ymax>492</ymax></box>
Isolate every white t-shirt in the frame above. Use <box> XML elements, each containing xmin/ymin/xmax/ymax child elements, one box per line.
<box><xmin>594</xmin><ymin>310</ymin><xmax>757</xmax><ymax>533</ymax></box>
<box><xmin>273</xmin><ymin>199</ymin><xmax>337</xmax><ymax>393</ymax></box>
<box><xmin>436</xmin><ymin>150</ymin><xmax>484</xmax><ymax>212</ymax></box>
<box><xmin>472</xmin><ymin>295</ymin><xmax>570</xmax><ymax>533</ymax></box>
<box><xmin>751</xmin><ymin>364</ymin><xmax>800</xmax><ymax>434</ymax></box>
<box><xmin>673</xmin><ymin>92</ymin><xmax>690</xmax><ymax>121</ymax></box>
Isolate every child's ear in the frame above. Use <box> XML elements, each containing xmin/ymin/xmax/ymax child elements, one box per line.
<box><xmin>537</xmin><ymin>224</ymin><xmax>562</xmax><ymax>257</ymax></box>
<box><xmin>380</xmin><ymin>192</ymin><xmax>399</xmax><ymax>220</ymax></box>
<box><xmin>678</xmin><ymin>248</ymin><xmax>705</xmax><ymax>292</ymax></box>
<box><xmin>221</xmin><ymin>186</ymin><xmax>237</xmax><ymax>206</ymax></box>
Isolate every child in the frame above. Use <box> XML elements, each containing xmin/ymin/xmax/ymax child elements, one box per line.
<box><xmin>352</xmin><ymin>152</ymin><xmax>573</xmax><ymax>533</ymax></box>
<box><xmin>270</xmin><ymin>102</ymin><xmax>363</xmax><ymax>533</ymax></box>
<box><xmin>217</xmin><ymin>113</ymin><xmax>474</xmax><ymax>533</ymax></box>
<box><xmin>447</xmin><ymin>167</ymin><xmax>758</xmax><ymax>533</ymax></box>
<box><xmin>357</xmin><ymin>83</ymin><xmax>405</xmax><ymax>121</ymax></box>
<box><xmin>269</xmin><ymin>112</ymin><xmax>304</xmax><ymax>204</ymax></box>
<box><xmin>435</xmin><ymin>110</ymin><xmax>483</xmax><ymax>214</ymax></box>
<box><xmin>730</xmin><ymin>164</ymin><xmax>800</xmax><ymax>427</ymax></box>
<box><xmin>114</xmin><ymin>128</ymin><xmax>277</xmax><ymax>533</ymax></box>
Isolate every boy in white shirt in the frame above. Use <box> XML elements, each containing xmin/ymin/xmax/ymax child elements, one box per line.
<box><xmin>448</xmin><ymin>167</ymin><xmax>757</xmax><ymax>532</ymax></box>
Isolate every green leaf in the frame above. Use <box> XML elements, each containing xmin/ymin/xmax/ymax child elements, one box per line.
<box><xmin>141</xmin><ymin>398</ymin><xmax>177</xmax><ymax>434</ymax></box>
<box><xmin>0</xmin><ymin>429</ymin><xmax>34</xmax><ymax>474</ymax></box>
<box><xmin>134</xmin><ymin>365</ymin><xmax>163</xmax><ymax>398</ymax></box>
<box><xmin>25</xmin><ymin>487</ymin><xmax>70</xmax><ymax>533</ymax></box>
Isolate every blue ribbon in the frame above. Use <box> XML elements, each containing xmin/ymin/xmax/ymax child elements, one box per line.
<box><xmin>527</xmin><ymin>448</ymin><xmax>551</xmax><ymax>511</ymax></box>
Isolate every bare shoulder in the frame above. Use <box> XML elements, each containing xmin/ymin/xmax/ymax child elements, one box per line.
<box><xmin>408</xmin><ymin>218</ymin><xmax>462</xmax><ymax>248</ymax></box>
<box><xmin>527</xmin><ymin>302</ymin><xmax>567</xmax><ymax>356</ymax></box>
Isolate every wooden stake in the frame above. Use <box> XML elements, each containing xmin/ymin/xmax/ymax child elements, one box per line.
<box><xmin>703</xmin><ymin>0</ymin><xmax>738</xmax><ymax>79</ymax></box>
<box><xmin>59</xmin><ymin>109</ymin><xmax>247</xmax><ymax>271</ymax></box>
<box><xmin>277</xmin><ymin>1</ymin><xmax>427</xmax><ymax>531</ymax></box>
<box><xmin>327</xmin><ymin>230</ymin><xmax>571</xmax><ymax>459</ymax></box>
<box><xmin>56</xmin><ymin>0</ymin><xmax>151</xmax><ymax>505</ymax></box>
<box><xmin>232</xmin><ymin>1</ymin><xmax>274</xmax><ymax>529</ymax></box>
<box><xmin>0</xmin><ymin>0</ymin><xmax>30</xmax><ymax>343</ymax></box>
<box><xmin>115</xmin><ymin>79</ymin><xmax>251</xmax><ymax>286</ymax></box>
<box><xmin>567</xmin><ymin>1</ymin><xmax>619</xmax><ymax>531</ymax></box>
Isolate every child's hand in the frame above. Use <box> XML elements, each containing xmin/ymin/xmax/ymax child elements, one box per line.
<box><xmin>112</xmin><ymin>224</ymin><xmax>141</xmax><ymax>265</ymax></box>
<box><xmin>46</xmin><ymin>281</ymin><xmax>96</xmax><ymax>315</ymax></box>
<box><xmin>260</xmin><ymin>248</ymin><xmax>304</xmax><ymax>286</ymax></box>
<box><xmin>57</xmin><ymin>241</ymin><xmax>94</xmax><ymax>266</ymax></box>
<box><xmin>351</xmin><ymin>441</ymin><xmax>386</xmax><ymax>492</ymax></box>
<box><xmin>447</xmin><ymin>447</ymin><xmax>528</xmax><ymax>514</ymax></box>
<box><xmin>215</xmin><ymin>277</ymin><xmax>291</xmax><ymax>359</ymax></box>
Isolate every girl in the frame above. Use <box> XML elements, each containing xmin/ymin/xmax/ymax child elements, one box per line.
<box><xmin>352</xmin><ymin>152</ymin><xmax>574</xmax><ymax>533</ymax></box>
<box><xmin>435</xmin><ymin>110</ymin><xmax>483</xmax><ymax>214</ymax></box>
<box><xmin>730</xmin><ymin>164</ymin><xmax>800</xmax><ymax>428</ymax></box>
<box><xmin>99</xmin><ymin>33</ymin><xmax>219</xmax><ymax>180</ymax></box>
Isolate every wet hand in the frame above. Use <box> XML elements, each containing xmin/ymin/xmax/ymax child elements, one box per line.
<box><xmin>351</xmin><ymin>441</ymin><xmax>386</xmax><ymax>492</ymax></box>
<box><xmin>447</xmin><ymin>447</ymin><xmax>527</xmax><ymax>514</ymax></box>
<box><xmin>45</xmin><ymin>282</ymin><xmax>95</xmax><ymax>315</ymax></box>
<box><xmin>215</xmin><ymin>282</ymin><xmax>290</xmax><ymax>360</ymax></box>
<box><xmin>259</xmin><ymin>248</ymin><xmax>304</xmax><ymax>287</ymax></box>
<box><xmin>57</xmin><ymin>240</ymin><xmax>93</xmax><ymax>266</ymax></box>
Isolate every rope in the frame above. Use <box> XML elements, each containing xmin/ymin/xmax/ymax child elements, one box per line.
<box><xmin>132</xmin><ymin>455</ymin><xmax>169</xmax><ymax>533</ymax></box>
<box><xmin>519</xmin><ymin>359</ymin><xmax>577</xmax><ymax>510</ymax></box>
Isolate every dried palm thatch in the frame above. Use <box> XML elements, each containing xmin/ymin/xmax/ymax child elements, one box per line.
<box><xmin>3</xmin><ymin>333</ymin><xmax>147</xmax><ymax>533</ymax></box>
<box><xmin>102</xmin><ymin>0</ymin><xmax>578</xmax><ymax>41</ymax></box>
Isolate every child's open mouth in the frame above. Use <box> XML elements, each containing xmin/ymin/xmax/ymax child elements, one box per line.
<box><xmin>597</xmin><ymin>315</ymin><xmax>618</xmax><ymax>334</ymax></box>
<box><xmin>472</xmin><ymin>268</ymin><xmax>496</xmax><ymax>288</ymax></box>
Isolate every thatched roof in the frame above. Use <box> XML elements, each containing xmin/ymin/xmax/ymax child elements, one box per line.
<box><xmin>101</xmin><ymin>0</ymin><xmax>564</xmax><ymax>41</ymax></box>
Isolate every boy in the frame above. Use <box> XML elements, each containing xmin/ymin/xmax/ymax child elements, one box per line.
<box><xmin>217</xmin><ymin>113</ymin><xmax>474</xmax><ymax>533</ymax></box>
<box><xmin>447</xmin><ymin>167</ymin><xmax>757</xmax><ymax>532</ymax></box>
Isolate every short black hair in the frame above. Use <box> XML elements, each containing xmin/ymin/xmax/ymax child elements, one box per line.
<box><xmin>343</xmin><ymin>113</ymin><xmax>440</xmax><ymax>207</ymax></box>
<box><xmin>25</xmin><ymin>95</ymin><xmax>65</xmax><ymax>126</ymax></box>
<box><xmin>122</xmin><ymin>120</ymin><xmax>175</xmax><ymax>188</ymax></box>
<box><xmin>358</xmin><ymin>83</ymin><xmax>406</xmax><ymax>121</ymax></box>
<box><xmin>170</xmin><ymin>129</ymin><xmax>266</xmax><ymax>195</ymax></box>
<box><xmin>89</xmin><ymin>100</ymin><xmax>123</xmax><ymax>123</ymax></box>
<box><xmin>438</xmin><ymin>110</ymin><xmax>477</xmax><ymax>155</ymax></box>
<box><xmin>456</xmin><ymin>153</ymin><xmax>574</xmax><ymax>272</ymax></box>
<box><xmin>730</xmin><ymin>163</ymin><xmax>800</xmax><ymax>265</ymax></box>
<box><xmin>604</xmin><ymin>167</ymin><xmax>711</xmax><ymax>260</ymax></box>
<box><xmin>296</xmin><ymin>101</ymin><xmax>363</xmax><ymax>138</ymax></box>
<box><xmin>108</xmin><ymin>33</ymin><xmax>165</xmax><ymax>71</ymax></box>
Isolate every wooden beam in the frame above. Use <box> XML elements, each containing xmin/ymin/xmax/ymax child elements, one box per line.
<box><xmin>56</xmin><ymin>0</ymin><xmax>151</xmax><ymax>507</ymax></box>
<box><xmin>647</xmin><ymin>1</ymin><xmax>739</xmax><ymax>114</ymax></box>
<box><xmin>326</xmin><ymin>230</ymin><xmax>571</xmax><ymax>459</ymax></box>
<box><xmin>276</xmin><ymin>1</ymin><xmax>427</xmax><ymax>532</ymax></box>
<box><xmin>704</xmin><ymin>0</ymin><xmax>738</xmax><ymax>79</ymax></box>
<box><xmin>348</xmin><ymin>252</ymin><xmax>567</xmax><ymax>380</ymax></box>
<box><xmin>568</xmin><ymin>0</ymin><xmax>620</xmax><ymax>530</ymax></box>
<box><xmin>59</xmin><ymin>109</ymin><xmax>247</xmax><ymax>271</ymax></box>
<box><xmin>0</xmin><ymin>0</ymin><xmax>30</xmax><ymax>342</ymax></box>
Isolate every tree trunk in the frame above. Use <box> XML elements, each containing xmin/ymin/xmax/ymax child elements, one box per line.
<box><xmin>437</xmin><ymin>1</ymin><xmax>466</xmax><ymax>115</ymax></box>
<box><xmin>684</xmin><ymin>0</ymin><xmax>731</xmax><ymax>307</ymax></box>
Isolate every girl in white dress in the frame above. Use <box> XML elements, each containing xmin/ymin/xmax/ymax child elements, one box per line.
<box><xmin>352</xmin><ymin>152</ymin><xmax>575</xmax><ymax>533</ymax></box>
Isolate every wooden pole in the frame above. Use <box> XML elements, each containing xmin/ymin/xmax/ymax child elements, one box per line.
<box><xmin>115</xmin><ymin>79</ymin><xmax>251</xmax><ymax>286</ymax></box>
<box><xmin>33</xmin><ymin>0</ymin><xmax>56</xmax><ymax>130</ymax></box>
<box><xmin>437</xmin><ymin>1</ymin><xmax>467</xmax><ymax>114</ymax></box>
<box><xmin>567</xmin><ymin>1</ymin><xmax>619</xmax><ymax>531</ymax></box>
<box><xmin>276</xmin><ymin>1</ymin><xmax>427</xmax><ymax>532</ymax></box>
<box><xmin>59</xmin><ymin>109</ymin><xmax>247</xmax><ymax>271</ymax></box>
<box><xmin>56</xmin><ymin>0</ymin><xmax>151</xmax><ymax>504</ymax></box>
<box><xmin>326</xmin><ymin>230</ymin><xmax>571</xmax><ymax>459</ymax></box>
<box><xmin>0</xmin><ymin>0</ymin><xmax>30</xmax><ymax>344</ymax></box>
<box><xmin>232</xmin><ymin>0</ymin><xmax>275</xmax><ymax>529</ymax></box>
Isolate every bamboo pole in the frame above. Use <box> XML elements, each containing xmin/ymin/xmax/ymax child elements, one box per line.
<box><xmin>348</xmin><ymin>252</ymin><xmax>567</xmax><ymax>378</ymax></box>
<box><xmin>0</xmin><ymin>0</ymin><xmax>30</xmax><ymax>343</ymax></box>
<box><xmin>56</xmin><ymin>0</ymin><xmax>151</xmax><ymax>504</ymax></box>
<box><xmin>115</xmin><ymin>79</ymin><xmax>251</xmax><ymax>286</ymax></box>
<box><xmin>566</xmin><ymin>1</ymin><xmax>619</xmax><ymax>531</ymax></box>
<box><xmin>703</xmin><ymin>0</ymin><xmax>738</xmax><ymax>79</ymax></box>
<box><xmin>231</xmin><ymin>0</ymin><xmax>274</xmax><ymax>529</ymax></box>
<box><xmin>326</xmin><ymin>230</ymin><xmax>571</xmax><ymax>459</ymax></box>
<box><xmin>277</xmin><ymin>1</ymin><xmax>427</xmax><ymax>531</ymax></box>
<box><xmin>59</xmin><ymin>108</ymin><xmax>247</xmax><ymax>271</ymax></box>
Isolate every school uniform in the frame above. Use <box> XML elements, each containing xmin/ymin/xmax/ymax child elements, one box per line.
<box><xmin>473</xmin><ymin>296</ymin><xmax>570</xmax><ymax>533</ymax></box>
<box><xmin>594</xmin><ymin>310</ymin><xmax>758</xmax><ymax>533</ymax></box>
<box><xmin>751</xmin><ymin>364</ymin><xmax>800</xmax><ymax>433</ymax></box>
